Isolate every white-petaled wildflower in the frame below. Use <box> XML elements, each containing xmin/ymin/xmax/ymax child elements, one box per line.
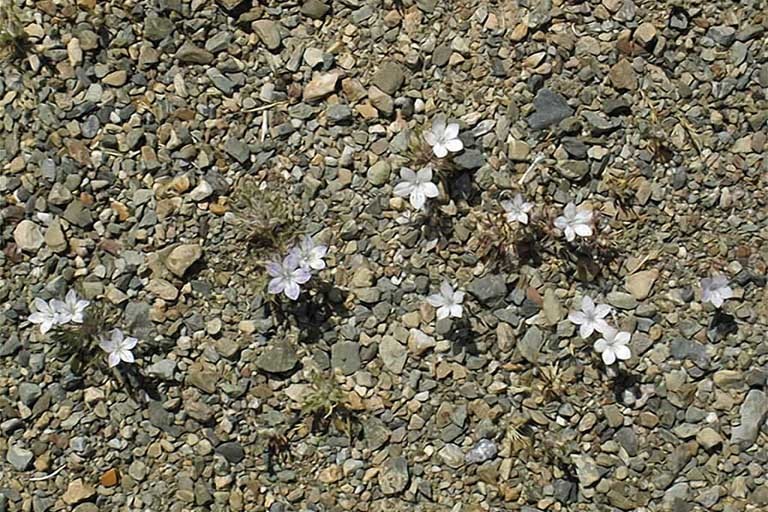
<box><xmin>28</xmin><ymin>298</ymin><xmax>61</xmax><ymax>334</ymax></box>
<box><xmin>426</xmin><ymin>281</ymin><xmax>464</xmax><ymax>320</ymax></box>
<box><xmin>501</xmin><ymin>194</ymin><xmax>534</xmax><ymax>225</ymax></box>
<box><xmin>290</xmin><ymin>235</ymin><xmax>328</xmax><ymax>271</ymax></box>
<box><xmin>554</xmin><ymin>202</ymin><xmax>593</xmax><ymax>242</ymax></box>
<box><xmin>594</xmin><ymin>327</ymin><xmax>632</xmax><ymax>365</ymax></box>
<box><xmin>99</xmin><ymin>328</ymin><xmax>138</xmax><ymax>368</ymax></box>
<box><xmin>423</xmin><ymin>117</ymin><xmax>463</xmax><ymax>158</ymax></box>
<box><xmin>266</xmin><ymin>253</ymin><xmax>312</xmax><ymax>301</ymax></box>
<box><xmin>701</xmin><ymin>275</ymin><xmax>733</xmax><ymax>308</ymax></box>
<box><xmin>568</xmin><ymin>296</ymin><xmax>612</xmax><ymax>339</ymax></box>
<box><xmin>393</xmin><ymin>166</ymin><xmax>439</xmax><ymax>210</ymax></box>
<box><xmin>52</xmin><ymin>289</ymin><xmax>90</xmax><ymax>324</ymax></box>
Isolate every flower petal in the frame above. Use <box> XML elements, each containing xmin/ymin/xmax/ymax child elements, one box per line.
<box><xmin>593</xmin><ymin>304</ymin><xmax>612</xmax><ymax>318</ymax></box>
<box><xmin>602</xmin><ymin>349</ymin><xmax>617</xmax><ymax>365</ymax></box>
<box><xmin>432</xmin><ymin>143</ymin><xmax>448</xmax><ymax>158</ymax></box>
<box><xmin>100</xmin><ymin>337</ymin><xmax>117</xmax><ymax>353</ymax></box>
<box><xmin>573</xmin><ymin>223</ymin><xmax>593</xmax><ymax>238</ymax></box>
<box><xmin>400</xmin><ymin>167</ymin><xmax>417</xmax><ymax>181</ymax></box>
<box><xmin>421</xmin><ymin>182</ymin><xmax>439</xmax><ymax>199</ymax></box>
<box><xmin>614</xmin><ymin>344</ymin><xmax>631</xmax><ymax>360</ymax></box>
<box><xmin>436</xmin><ymin>306</ymin><xmax>449</xmax><ymax>320</ymax></box>
<box><xmin>553</xmin><ymin>217</ymin><xmax>568</xmax><ymax>230</ymax></box>
<box><xmin>615</xmin><ymin>331</ymin><xmax>631</xmax><ymax>345</ymax></box>
<box><xmin>568</xmin><ymin>311</ymin><xmax>587</xmax><ymax>325</ymax></box>
<box><xmin>393</xmin><ymin>181</ymin><xmax>414</xmax><ymax>198</ymax></box>
<box><xmin>593</xmin><ymin>319</ymin><xmax>613</xmax><ymax>335</ymax></box>
<box><xmin>432</xmin><ymin>118</ymin><xmax>446</xmax><ymax>137</ymax></box>
<box><xmin>423</xmin><ymin>130</ymin><xmax>437</xmax><ymax>146</ymax></box>
<box><xmin>268</xmin><ymin>277</ymin><xmax>285</xmax><ymax>294</ymax></box>
<box><xmin>284</xmin><ymin>282</ymin><xmax>301</xmax><ymax>300</ymax></box>
<box><xmin>564</xmin><ymin>227</ymin><xmax>576</xmax><ymax>242</ymax></box>
<box><xmin>449</xmin><ymin>304</ymin><xmax>463</xmax><ymax>318</ymax></box>
<box><xmin>120</xmin><ymin>350</ymin><xmax>135</xmax><ymax>364</ymax></box>
<box><xmin>445</xmin><ymin>138</ymin><xmax>463</xmax><ymax>152</ymax></box>
<box><xmin>444</xmin><ymin>123</ymin><xmax>460</xmax><ymax>140</ymax></box>
<box><xmin>426</xmin><ymin>294</ymin><xmax>445</xmax><ymax>308</ymax></box>
<box><xmin>122</xmin><ymin>336</ymin><xmax>138</xmax><ymax>350</ymax></box>
<box><xmin>593</xmin><ymin>338</ymin><xmax>608</xmax><ymax>353</ymax></box>
<box><xmin>293</xmin><ymin>269</ymin><xmax>312</xmax><ymax>284</ymax></box>
<box><xmin>579</xmin><ymin>323</ymin><xmax>594</xmax><ymax>339</ymax></box>
<box><xmin>265</xmin><ymin>261</ymin><xmax>282</xmax><ymax>277</ymax></box>
<box><xmin>410</xmin><ymin>188</ymin><xmax>426</xmax><ymax>210</ymax></box>
<box><xmin>439</xmin><ymin>281</ymin><xmax>453</xmax><ymax>297</ymax></box>
<box><xmin>108</xmin><ymin>352</ymin><xmax>121</xmax><ymax>368</ymax></box>
<box><xmin>417</xmin><ymin>166</ymin><xmax>433</xmax><ymax>182</ymax></box>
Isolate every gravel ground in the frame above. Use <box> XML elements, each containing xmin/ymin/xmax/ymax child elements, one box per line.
<box><xmin>1</xmin><ymin>0</ymin><xmax>768</xmax><ymax>511</ymax></box>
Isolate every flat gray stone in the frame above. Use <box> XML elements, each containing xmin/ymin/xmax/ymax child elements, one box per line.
<box><xmin>731</xmin><ymin>390</ymin><xmax>768</xmax><ymax>447</ymax></box>
<box><xmin>527</xmin><ymin>88</ymin><xmax>573</xmax><ymax>130</ymax></box>
<box><xmin>256</xmin><ymin>341</ymin><xmax>298</xmax><ymax>374</ymax></box>
<box><xmin>7</xmin><ymin>444</ymin><xmax>33</xmax><ymax>471</ymax></box>
<box><xmin>371</xmin><ymin>61</ymin><xmax>405</xmax><ymax>96</ymax></box>
<box><xmin>331</xmin><ymin>341</ymin><xmax>361</xmax><ymax>375</ymax></box>
<box><xmin>379</xmin><ymin>336</ymin><xmax>406</xmax><ymax>374</ymax></box>
<box><xmin>379</xmin><ymin>457</ymin><xmax>409</xmax><ymax>495</ymax></box>
<box><xmin>467</xmin><ymin>274</ymin><xmax>507</xmax><ymax>304</ymax></box>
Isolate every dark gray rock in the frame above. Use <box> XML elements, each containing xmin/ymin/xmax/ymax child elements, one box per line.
<box><xmin>527</xmin><ymin>88</ymin><xmax>573</xmax><ymax>130</ymax></box>
<box><xmin>372</xmin><ymin>62</ymin><xmax>405</xmax><ymax>96</ymax></box>
<box><xmin>331</xmin><ymin>341</ymin><xmax>361</xmax><ymax>375</ymax></box>
<box><xmin>216</xmin><ymin>441</ymin><xmax>245</xmax><ymax>463</ymax></box>
<box><xmin>256</xmin><ymin>342</ymin><xmax>298</xmax><ymax>374</ymax></box>
<box><xmin>467</xmin><ymin>274</ymin><xmax>507</xmax><ymax>304</ymax></box>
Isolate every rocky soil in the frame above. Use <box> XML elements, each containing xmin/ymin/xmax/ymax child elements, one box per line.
<box><xmin>1</xmin><ymin>0</ymin><xmax>768</xmax><ymax>511</ymax></box>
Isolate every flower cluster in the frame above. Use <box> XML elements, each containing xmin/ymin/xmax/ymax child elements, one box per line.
<box><xmin>426</xmin><ymin>281</ymin><xmax>464</xmax><ymax>320</ymax></box>
<box><xmin>266</xmin><ymin>235</ymin><xmax>327</xmax><ymax>300</ymax></box>
<box><xmin>28</xmin><ymin>289</ymin><xmax>90</xmax><ymax>334</ymax></box>
<box><xmin>394</xmin><ymin>116</ymin><xmax>463</xmax><ymax>211</ymax></box>
<box><xmin>29</xmin><ymin>289</ymin><xmax>140</xmax><ymax>368</ymax></box>
<box><xmin>498</xmin><ymin>193</ymin><xmax>595</xmax><ymax>243</ymax></box>
<box><xmin>568</xmin><ymin>296</ymin><xmax>631</xmax><ymax>366</ymax></box>
<box><xmin>701</xmin><ymin>274</ymin><xmax>733</xmax><ymax>308</ymax></box>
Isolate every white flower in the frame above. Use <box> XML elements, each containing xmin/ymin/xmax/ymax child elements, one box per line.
<box><xmin>266</xmin><ymin>253</ymin><xmax>312</xmax><ymax>301</ymax></box>
<box><xmin>701</xmin><ymin>275</ymin><xmax>733</xmax><ymax>308</ymax></box>
<box><xmin>28</xmin><ymin>298</ymin><xmax>61</xmax><ymax>334</ymax></box>
<box><xmin>554</xmin><ymin>202</ymin><xmax>593</xmax><ymax>242</ymax></box>
<box><xmin>594</xmin><ymin>327</ymin><xmax>632</xmax><ymax>365</ymax></box>
<box><xmin>51</xmin><ymin>289</ymin><xmax>90</xmax><ymax>324</ymax></box>
<box><xmin>568</xmin><ymin>296</ymin><xmax>612</xmax><ymax>339</ymax></box>
<box><xmin>501</xmin><ymin>194</ymin><xmax>534</xmax><ymax>225</ymax></box>
<box><xmin>99</xmin><ymin>329</ymin><xmax>138</xmax><ymax>368</ymax></box>
<box><xmin>393</xmin><ymin>166</ymin><xmax>439</xmax><ymax>210</ymax></box>
<box><xmin>426</xmin><ymin>281</ymin><xmax>464</xmax><ymax>320</ymax></box>
<box><xmin>290</xmin><ymin>235</ymin><xmax>328</xmax><ymax>271</ymax></box>
<box><xmin>424</xmin><ymin>117</ymin><xmax>463</xmax><ymax>158</ymax></box>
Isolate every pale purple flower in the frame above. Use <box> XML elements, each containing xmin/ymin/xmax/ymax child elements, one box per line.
<box><xmin>568</xmin><ymin>296</ymin><xmax>612</xmax><ymax>339</ymax></box>
<box><xmin>99</xmin><ymin>328</ymin><xmax>138</xmax><ymax>368</ymax></box>
<box><xmin>290</xmin><ymin>235</ymin><xmax>327</xmax><ymax>271</ymax></box>
<box><xmin>28</xmin><ymin>298</ymin><xmax>61</xmax><ymax>334</ymax></box>
<box><xmin>51</xmin><ymin>289</ymin><xmax>90</xmax><ymax>324</ymax></box>
<box><xmin>554</xmin><ymin>202</ymin><xmax>593</xmax><ymax>242</ymax></box>
<box><xmin>501</xmin><ymin>194</ymin><xmax>534</xmax><ymax>225</ymax></box>
<box><xmin>393</xmin><ymin>166</ymin><xmax>439</xmax><ymax>210</ymax></box>
<box><xmin>594</xmin><ymin>327</ymin><xmax>631</xmax><ymax>365</ymax></box>
<box><xmin>266</xmin><ymin>254</ymin><xmax>311</xmax><ymax>300</ymax></box>
<box><xmin>701</xmin><ymin>275</ymin><xmax>733</xmax><ymax>308</ymax></box>
<box><xmin>426</xmin><ymin>281</ymin><xmax>464</xmax><ymax>320</ymax></box>
<box><xmin>423</xmin><ymin>117</ymin><xmax>463</xmax><ymax>158</ymax></box>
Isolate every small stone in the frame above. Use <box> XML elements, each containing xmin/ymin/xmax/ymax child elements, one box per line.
<box><xmin>326</xmin><ymin>104</ymin><xmax>353</xmax><ymax>124</ymax></box>
<box><xmin>256</xmin><ymin>341</ymin><xmax>299</xmax><ymax>374</ymax></box>
<box><xmin>379</xmin><ymin>336</ymin><xmax>407</xmax><ymax>374</ymax></box>
<box><xmin>508</xmin><ymin>140</ymin><xmax>530</xmax><ymax>161</ymax></box>
<box><xmin>144</xmin><ymin>16</ymin><xmax>174</xmax><ymax>41</ymax></box>
<box><xmin>252</xmin><ymin>20</ymin><xmax>281</xmax><ymax>51</ymax></box>
<box><xmin>708</xmin><ymin>25</ymin><xmax>736</xmax><ymax>46</ymax></box>
<box><xmin>367</xmin><ymin>161</ymin><xmax>391</xmax><ymax>185</ymax></box>
<box><xmin>6</xmin><ymin>444</ymin><xmax>33</xmax><ymax>471</ymax></box>
<box><xmin>165</xmin><ymin>244</ymin><xmax>202</xmax><ymax>277</ymax></box>
<box><xmin>379</xmin><ymin>457</ymin><xmax>409</xmax><ymax>495</ymax></box>
<box><xmin>518</xmin><ymin>327</ymin><xmax>543</xmax><ymax>363</ymax></box>
<box><xmin>175</xmin><ymin>41</ymin><xmax>214</xmax><ymax>64</ymax></box>
<box><xmin>187</xmin><ymin>363</ymin><xmax>218</xmax><ymax>394</ymax></box>
<box><xmin>527</xmin><ymin>88</ymin><xmax>573</xmax><ymax>130</ymax></box>
<box><xmin>102</xmin><ymin>70</ymin><xmax>128</xmax><ymax>86</ymax></box>
<box><xmin>634</xmin><ymin>22</ymin><xmax>657</xmax><ymax>46</ymax></box>
<box><xmin>18</xmin><ymin>382</ymin><xmax>42</xmax><ymax>406</ymax></box>
<box><xmin>147</xmin><ymin>359</ymin><xmax>176</xmax><ymax>380</ymax></box>
<box><xmin>318</xmin><ymin>464</ymin><xmax>343</xmax><ymax>483</ymax></box>
<box><xmin>223</xmin><ymin>137</ymin><xmax>250</xmax><ymax>164</ymax></box>
<box><xmin>331</xmin><ymin>341</ymin><xmax>361</xmax><ymax>375</ymax></box>
<box><xmin>371</xmin><ymin>61</ymin><xmax>405</xmax><ymax>95</ymax></box>
<box><xmin>408</xmin><ymin>328</ymin><xmax>436</xmax><ymax>356</ymax></box>
<box><xmin>465</xmin><ymin>439</ymin><xmax>497</xmax><ymax>464</ymax></box>
<box><xmin>696</xmin><ymin>428</ymin><xmax>723</xmax><ymax>450</ymax></box>
<box><xmin>438</xmin><ymin>444</ymin><xmax>465</xmax><ymax>468</ymax></box>
<box><xmin>216</xmin><ymin>442</ymin><xmax>245</xmax><ymax>463</ymax></box>
<box><xmin>13</xmin><ymin>220</ymin><xmax>44</xmax><ymax>252</ymax></box>
<box><xmin>609</xmin><ymin>59</ymin><xmax>637</xmax><ymax>91</ymax></box>
<box><xmin>44</xmin><ymin>218</ymin><xmax>67</xmax><ymax>253</ymax></box>
<box><xmin>731</xmin><ymin>390</ymin><xmax>768</xmax><ymax>448</ymax></box>
<box><xmin>301</xmin><ymin>0</ymin><xmax>330</xmax><ymax>19</ymax></box>
<box><xmin>62</xmin><ymin>479</ymin><xmax>96</xmax><ymax>505</ymax></box>
<box><xmin>304</xmin><ymin>72</ymin><xmax>340</xmax><ymax>102</ymax></box>
<box><xmin>100</xmin><ymin>468</ymin><xmax>119</xmax><ymax>487</ymax></box>
<box><xmin>624</xmin><ymin>269</ymin><xmax>658</xmax><ymax>300</ymax></box>
<box><xmin>572</xmin><ymin>454</ymin><xmax>601</xmax><ymax>487</ymax></box>
<box><xmin>606</xmin><ymin>292</ymin><xmax>637</xmax><ymax>310</ymax></box>
<box><xmin>189</xmin><ymin>180</ymin><xmax>214</xmax><ymax>201</ymax></box>
<box><xmin>467</xmin><ymin>274</ymin><xmax>507</xmax><ymax>304</ymax></box>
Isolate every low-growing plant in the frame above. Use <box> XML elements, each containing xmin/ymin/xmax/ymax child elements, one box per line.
<box><xmin>50</xmin><ymin>300</ymin><xmax>121</xmax><ymax>374</ymax></box>
<box><xmin>0</xmin><ymin>0</ymin><xmax>28</xmax><ymax>61</ymax></box>
<box><xmin>300</xmin><ymin>369</ymin><xmax>359</xmax><ymax>441</ymax></box>
<box><xmin>228</xmin><ymin>175</ymin><xmax>302</xmax><ymax>252</ymax></box>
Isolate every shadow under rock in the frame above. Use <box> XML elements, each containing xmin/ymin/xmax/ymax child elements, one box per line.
<box><xmin>268</xmin><ymin>280</ymin><xmax>350</xmax><ymax>344</ymax></box>
<box><xmin>115</xmin><ymin>364</ymin><xmax>162</xmax><ymax>402</ymax></box>
<box><xmin>443</xmin><ymin>317</ymin><xmax>482</xmax><ymax>357</ymax></box>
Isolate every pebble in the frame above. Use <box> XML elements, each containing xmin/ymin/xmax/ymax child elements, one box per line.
<box><xmin>379</xmin><ymin>336</ymin><xmax>407</xmax><ymax>374</ymax></box>
<box><xmin>216</xmin><ymin>442</ymin><xmax>245</xmax><ymax>463</ymax></box>
<box><xmin>252</xmin><ymin>20</ymin><xmax>282</xmax><ymax>51</ymax></box>
<box><xmin>331</xmin><ymin>341</ymin><xmax>361</xmax><ymax>375</ymax></box>
<box><xmin>624</xmin><ymin>270</ymin><xmax>659</xmax><ymax>300</ymax></box>
<box><xmin>371</xmin><ymin>61</ymin><xmax>405</xmax><ymax>95</ymax></box>
<box><xmin>13</xmin><ymin>220</ymin><xmax>44</xmax><ymax>252</ymax></box>
<box><xmin>731</xmin><ymin>390</ymin><xmax>768</xmax><ymax>447</ymax></box>
<box><xmin>175</xmin><ymin>41</ymin><xmax>214</xmax><ymax>64</ymax></box>
<box><xmin>62</xmin><ymin>479</ymin><xmax>96</xmax><ymax>505</ymax></box>
<box><xmin>165</xmin><ymin>244</ymin><xmax>202</xmax><ymax>277</ymax></box>
<box><xmin>256</xmin><ymin>341</ymin><xmax>299</xmax><ymax>374</ymax></box>
<box><xmin>304</xmin><ymin>72</ymin><xmax>340</xmax><ymax>102</ymax></box>
<box><xmin>527</xmin><ymin>88</ymin><xmax>573</xmax><ymax>130</ymax></box>
<box><xmin>6</xmin><ymin>445</ymin><xmax>33</xmax><ymax>471</ymax></box>
<box><xmin>379</xmin><ymin>457</ymin><xmax>409</xmax><ymax>495</ymax></box>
